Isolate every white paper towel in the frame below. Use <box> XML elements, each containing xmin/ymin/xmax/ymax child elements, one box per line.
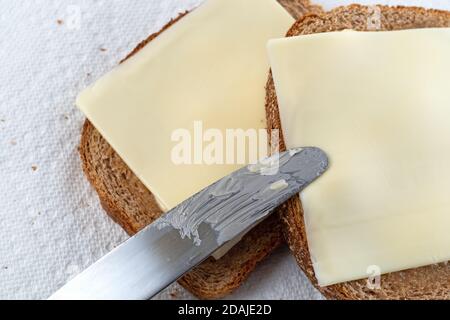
<box><xmin>0</xmin><ymin>0</ymin><xmax>448</xmax><ymax>300</ymax></box>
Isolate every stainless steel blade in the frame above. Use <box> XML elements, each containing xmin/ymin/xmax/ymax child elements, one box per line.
<box><xmin>49</xmin><ymin>147</ymin><xmax>328</xmax><ymax>300</ymax></box>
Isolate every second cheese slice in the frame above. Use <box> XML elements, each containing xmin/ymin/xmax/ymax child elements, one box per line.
<box><xmin>268</xmin><ymin>28</ymin><xmax>450</xmax><ymax>286</ymax></box>
<box><xmin>77</xmin><ymin>0</ymin><xmax>294</xmax><ymax>211</ymax></box>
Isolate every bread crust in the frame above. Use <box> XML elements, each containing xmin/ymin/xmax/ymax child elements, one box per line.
<box><xmin>265</xmin><ymin>4</ymin><xmax>450</xmax><ymax>300</ymax></box>
<box><xmin>278</xmin><ymin>0</ymin><xmax>323</xmax><ymax>18</ymax></box>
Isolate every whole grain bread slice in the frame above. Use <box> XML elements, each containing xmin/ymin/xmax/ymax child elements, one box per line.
<box><xmin>265</xmin><ymin>4</ymin><xmax>450</xmax><ymax>300</ymax></box>
<box><xmin>79</xmin><ymin>1</ymin><xmax>322</xmax><ymax>299</ymax></box>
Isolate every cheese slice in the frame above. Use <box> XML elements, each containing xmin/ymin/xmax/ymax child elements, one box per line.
<box><xmin>77</xmin><ymin>0</ymin><xmax>294</xmax><ymax>212</ymax></box>
<box><xmin>267</xmin><ymin>28</ymin><xmax>450</xmax><ymax>286</ymax></box>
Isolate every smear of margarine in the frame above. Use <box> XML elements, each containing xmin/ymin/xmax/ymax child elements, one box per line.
<box><xmin>154</xmin><ymin>148</ymin><xmax>328</xmax><ymax>246</ymax></box>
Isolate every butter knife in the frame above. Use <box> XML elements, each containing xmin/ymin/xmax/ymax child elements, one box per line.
<box><xmin>49</xmin><ymin>147</ymin><xmax>328</xmax><ymax>300</ymax></box>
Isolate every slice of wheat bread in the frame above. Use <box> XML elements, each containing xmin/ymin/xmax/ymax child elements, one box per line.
<box><xmin>266</xmin><ymin>4</ymin><xmax>450</xmax><ymax>300</ymax></box>
<box><xmin>79</xmin><ymin>1</ymin><xmax>322</xmax><ymax>299</ymax></box>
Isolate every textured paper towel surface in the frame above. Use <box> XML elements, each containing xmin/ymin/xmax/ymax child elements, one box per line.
<box><xmin>0</xmin><ymin>0</ymin><xmax>448</xmax><ymax>300</ymax></box>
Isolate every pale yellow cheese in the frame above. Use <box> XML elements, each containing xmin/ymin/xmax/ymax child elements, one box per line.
<box><xmin>267</xmin><ymin>28</ymin><xmax>450</xmax><ymax>286</ymax></box>
<box><xmin>77</xmin><ymin>0</ymin><xmax>294</xmax><ymax>211</ymax></box>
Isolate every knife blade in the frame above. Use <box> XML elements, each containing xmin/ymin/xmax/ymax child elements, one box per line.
<box><xmin>49</xmin><ymin>147</ymin><xmax>328</xmax><ymax>300</ymax></box>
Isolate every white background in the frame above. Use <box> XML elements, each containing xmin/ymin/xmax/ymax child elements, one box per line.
<box><xmin>0</xmin><ymin>0</ymin><xmax>448</xmax><ymax>300</ymax></box>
